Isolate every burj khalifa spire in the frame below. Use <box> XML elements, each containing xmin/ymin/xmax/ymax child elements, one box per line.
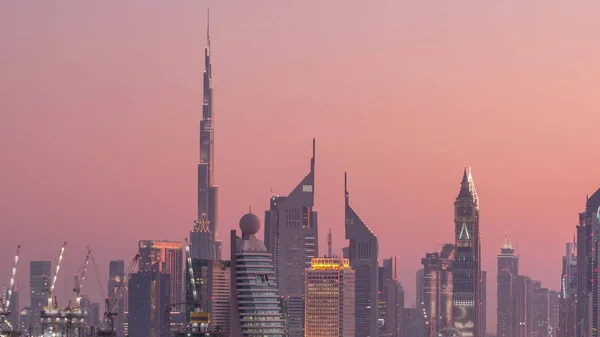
<box><xmin>191</xmin><ymin>8</ymin><xmax>220</xmax><ymax>260</ymax></box>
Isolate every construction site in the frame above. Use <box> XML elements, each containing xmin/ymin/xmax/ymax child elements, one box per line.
<box><xmin>0</xmin><ymin>241</ymin><xmax>222</xmax><ymax>337</ymax></box>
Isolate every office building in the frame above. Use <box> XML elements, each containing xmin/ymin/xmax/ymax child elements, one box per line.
<box><xmin>497</xmin><ymin>235</ymin><xmax>519</xmax><ymax>337</ymax></box>
<box><xmin>480</xmin><ymin>271</ymin><xmax>487</xmax><ymax>336</ymax></box>
<box><xmin>549</xmin><ymin>290</ymin><xmax>559</xmax><ymax>337</ymax></box>
<box><xmin>559</xmin><ymin>240</ymin><xmax>577</xmax><ymax>337</ymax></box>
<box><xmin>108</xmin><ymin>260</ymin><xmax>125</xmax><ymax>337</ymax></box>
<box><xmin>264</xmin><ymin>139</ymin><xmax>318</xmax><ymax>337</ymax></box>
<box><xmin>230</xmin><ymin>211</ymin><xmax>285</xmax><ymax>336</ymax></box>
<box><xmin>30</xmin><ymin>261</ymin><xmax>51</xmax><ymax>336</ymax></box>
<box><xmin>192</xmin><ymin>11</ymin><xmax>219</xmax><ymax>261</ymax></box>
<box><xmin>138</xmin><ymin>240</ymin><xmax>184</xmax><ymax>313</ymax></box>
<box><xmin>575</xmin><ymin>189</ymin><xmax>600</xmax><ymax>337</ymax></box>
<box><xmin>513</xmin><ymin>275</ymin><xmax>532</xmax><ymax>337</ymax></box>
<box><xmin>305</xmin><ymin>257</ymin><xmax>355</xmax><ymax>337</ymax></box>
<box><xmin>345</xmin><ymin>172</ymin><xmax>379</xmax><ymax>337</ymax></box>
<box><xmin>19</xmin><ymin>307</ymin><xmax>31</xmax><ymax>335</ymax></box>
<box><xmin>88</xmin><ymin>302</ymin><xmax>101</xmax><ymax>328</ymax></box>
<box><xmin>453</xmin><ymin>167</ymin><xmax>481</xmax><ymax>337</ymax></box>
<box><xmin>421</xmin><ymin>244</ymin><xmax>455</xmax><ymax>336</ymax></box>
<box><xmin>383</xmin><ymin>278</ymin><xmax>404</xmax><ymax>337</ymax></box>
<box><xmin>128</xmin><ymin>268</ymin><xmax>170</xmax><ymax>337</ymax></box>
<box><xmin>533</xmin><ymin>286</ymin><xmax>550</xmax><ymax>337</ymax></box>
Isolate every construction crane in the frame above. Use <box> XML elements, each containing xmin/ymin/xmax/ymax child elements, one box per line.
<box><xmin>98</xmin><ymin>254</ymin><xmax>139</xmax><ymax>336</ymax></box>
<box><xmin>185</xmin><ymin>238</ymin><xmax>200</xmax><ymax>312</ymax></box>
<box><xmin>73</xmin><ymin>246</ymin><xmax>92</xmax><ymax>308</ymax></box>
<box><xmin>47</xmin><ymin>241</ymin><xmax>67</xmax><ymax>309</ymax></box>
<box><xmin>0</xmin><ymin>245</ymin><xmax>21</xmax><ymax>336</ymax></box>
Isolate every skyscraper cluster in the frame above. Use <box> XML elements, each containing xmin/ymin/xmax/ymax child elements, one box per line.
<box><xmin>5</xmin><ymin>10</ymin><xmax>596</xmax><ymax>337</ymax></box>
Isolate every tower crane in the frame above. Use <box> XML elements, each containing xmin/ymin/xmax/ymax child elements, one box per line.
<box><xmin>47</xmin><ymin>241</ymin><xmax>67</xmax><ymax>309</ymax></box>
<box><xmin>98</xmin><ymin>254</ymin><xmax>139</xmax><ymax>336</ymax></box>
<box><xmin>185</xmin><ymin>238</ymin><xmax>201</xmax><ymax>312</ymax></box>
<box><xmin>0</xmin><ymin>245</ymin><xmax>21</xmax><ymax>335</ymax></box>
<box><xmin>73</xmin><ymin>246</ymin><xmax>92</xmax><ymax>308</ymax></box>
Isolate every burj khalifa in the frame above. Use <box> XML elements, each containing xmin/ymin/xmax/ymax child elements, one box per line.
<box><xmin>191</xmin><ymin>10</ymin><xmax>220</xmax><ymax>261</ymax></box>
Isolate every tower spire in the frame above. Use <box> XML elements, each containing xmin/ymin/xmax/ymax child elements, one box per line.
<box><xmin>206</xmin><ymin>7</ymin><xmax>211</xmax><ymax>48</ymax></box>
<box><xmin>327</xmin><ymin>227</ymin><xmax>332</xmax><ymax>258</ymax></box>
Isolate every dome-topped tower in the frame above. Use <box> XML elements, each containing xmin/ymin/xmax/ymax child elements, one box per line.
<box><xmin>239</xmin><ymin>212</ymin><xmax>260</xmax><ymax>235</ymax></box>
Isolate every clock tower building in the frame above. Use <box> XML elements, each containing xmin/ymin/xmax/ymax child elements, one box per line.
<box><xmin>452</xmin><ymin>167</ymin><xmax>481</xmax><ymax>337</ymax></box>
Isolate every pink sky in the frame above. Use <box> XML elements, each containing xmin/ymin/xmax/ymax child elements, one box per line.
<box><xmin>1</xmin><ymin>1</ymin><xmax>600</xmax><ymax>332</ymax></box>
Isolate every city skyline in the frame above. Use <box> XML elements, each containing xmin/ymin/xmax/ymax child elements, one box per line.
<box><xmin>1</xmin><ymin>1</ymin><xmax>600</xmax><ymax>334</ymax></box>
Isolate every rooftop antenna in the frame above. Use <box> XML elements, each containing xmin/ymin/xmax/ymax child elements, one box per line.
<box><xmin>327</xmin><ymin>228</ymin><xmax>333</xmax><ymax>258</ymax></box>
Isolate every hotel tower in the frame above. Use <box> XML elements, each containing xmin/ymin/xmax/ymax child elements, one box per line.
<box><xmin>453</xmin><ymin>167</ymin><xmax>481</xmax><ymax>337</ymax></box>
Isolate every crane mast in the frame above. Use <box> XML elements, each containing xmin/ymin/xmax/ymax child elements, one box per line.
<box><xmin>48</xmin><ymin>241</ymin><xmax>67</xmax><ymax>309</ymax></box>
<box><xmin>73</xmin><ymin>246</ymin><xmax>92</xmax><ymax>308</ymax></box>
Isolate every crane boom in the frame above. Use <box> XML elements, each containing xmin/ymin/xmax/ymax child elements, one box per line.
<box><xmin>4</xmin><ymin>245</ymin><xmax>21</xmax><ymax>312</ymax></box>
<box><xmin>103</xmin><ymin>254</ymin><xmax>139</xmax><ymax>333</ymax></box>
<box><xmin>73</xmin><ymin>246</ymin><xmax>92</xmax><ymax>307</ymax></box>
<box><xmin>185</xmin><ymin>238</ymin><xmax>199</xmax><ymax>308</ymax></box>
<box><xmin>48</xmin><ymin>241</ymin><xmax>67</xmax><ymax>309</ymax></box>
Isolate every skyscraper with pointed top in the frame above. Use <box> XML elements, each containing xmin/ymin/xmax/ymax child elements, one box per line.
<box><xmin>497</xmin><ymin>233</ymin><xmax>518</xmax><ymax>337</ymax></box>
<box><xmin>264</xmin><ymin>139</ymin><xmax>318</xmax><ymax>337</ymax></box>
<box><xmin>453</xmin><ymin>167</ymin><xmax>481</xmax><ymax>337</ymax></box>
<box><xmin>345</xmin><ymin>172</ymin><xmax>379</xmax><ymax>337</ymax></box>
<box><xmin>191</xmin><ymin>9</ymin><xmax>220</xmax><ymax>261</ymax></box>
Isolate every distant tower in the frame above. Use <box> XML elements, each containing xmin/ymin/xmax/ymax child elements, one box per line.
<box><xmin>30</xmin><ymin>261</ymin><xmax>51</xmax><ymax>337</ymax></box>
<box><xmin>230</xmin><ymin>212</ymin><xmax>285</xmax><ymax>336</ymax></box>
<box><xmin>264</xmin><ymin>139</ymin><xmax>318</xmax><ymax>337</ymax></box>
<box><xmin>453</xmin><ymin>167</ymin><xmax>481</xmax><ymax>337</ymax></box>
<box><xmin>345</xmin><ymin>172</ymin><xmax>379</xmax><ymax>337</ymax></box>
<box><xmin>192</xmin><ymin>8</ymin><xmax>220</xmax><ymax>261</ymax></box>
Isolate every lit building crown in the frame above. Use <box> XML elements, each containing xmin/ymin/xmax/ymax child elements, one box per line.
<box><xmin>310</xmin><ymin>258</ymin><xmax>351</xmax><ymax>271</ymax></box>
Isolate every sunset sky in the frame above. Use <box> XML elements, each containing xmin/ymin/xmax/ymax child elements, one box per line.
<box><xmin>1</xmin><ymin>1</ymin><xmax>600</xmax><ymax>332</ymax></box>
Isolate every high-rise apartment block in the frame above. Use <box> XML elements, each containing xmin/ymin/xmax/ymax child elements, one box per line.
<box><xmin>230</xmin><ymin>212</ymin><xmax>285</xmax><ymax>336</ymax></box>
<box><xmin>453</xmin><ymin>168</ymin><xmax>481</xmax><ymax>337</ymax></box>
<box><xmin>264</xmin><ymin>140</ymin><xmax>317</xmax><ymax>337</ymax></box>
<box><xmin>305</xmin><ymin>257</ymin><xmax>355</xmax><ymax>337</ymax></box>
<box><xmin>344</xmin><ymin>173</ymin><xmax>379</xmax><ymax>337</ymax></box>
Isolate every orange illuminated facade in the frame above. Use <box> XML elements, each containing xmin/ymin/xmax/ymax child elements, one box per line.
<box><xmin>304</xmin><ymin>258</ymin><xmax>355</xmax><ymax>337</ymax></box>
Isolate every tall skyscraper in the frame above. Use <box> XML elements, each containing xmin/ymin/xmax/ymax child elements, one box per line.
<box><xmin>559</xmin><ymin>240</ymin><xmax>577</xmax><ymax>337</ymax></box>
<box><xmin>128</xmin><ymin>268</ymin><xmax>170</xmax><ymax>337</ymax></box>
<box><xmin>345</xmin><ymin>172</ymin><xmax>379</xmax><ymax>337</ymax></box>
<box><xmin>264</xmin><ymin>139</ymin><xmax>317</xmax><ymax>337</ymax></box>
<box><xmin>421</xmin><ymin>244</ymin><xmax>455</xmax><ymax>336</ymax></box>
<box><xmin>575</xmin><ymin>189</ymin><xmax>600</xmax><ymax>337</ymax></box>
<box><xmin>230</xmin><ymin>212</ymin><xmax>285</xmax><ymax>336</ymax></box>
<box><xmin>108</xmin><ymin>260</ymin><xmax>125</xmax><ymax>337</ymax></box>
<box><xmin>513</xmin><ymin>275</ymin><xmax>532</xmax><ymax>337</ymax></box>
<box><xmin>533</xmin><ymin>286</ymin><xmax>550</xmax><ymax>337</ymax></box>
<box><xmin>304</xmin><ymin>257</ymin><xmax>355</xmax><ymax>337</ymax></box>
<box><xmin>480</xmin><ymin>270</ymin><xmax>487</xmax><ymax>336</ymax></box>
<box><xmin>453</xmin><ymin>167</ymin><xmax>481</xmax><ymax>337</ymax></box>
<box><xmin>379</xmin><ymin>256</ymin><xmax>401</xmax><ymax>336</ymax></box>
<box><xmin>30</xmin><ymin>261</ymin><xmax>51</xmax><ymax>336</ymax></box>
<box><xmin>549</xmin><ymin>290</ymin><xmax>560</xmax><ymax>337</ymax></box>
<box><xmin>192</xmin><ymin>9</ymin><xmax>219</xmax><ymax>261</ymax></box>
<box><xmin>497</xmin><ymin>235</ymin><xmax>519</xmax><ymax>337</ymax></box>
<box><xmin>138</xmin><ymin>240</ymin><xmax>183</xmax><ymax>308</ymax></box>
